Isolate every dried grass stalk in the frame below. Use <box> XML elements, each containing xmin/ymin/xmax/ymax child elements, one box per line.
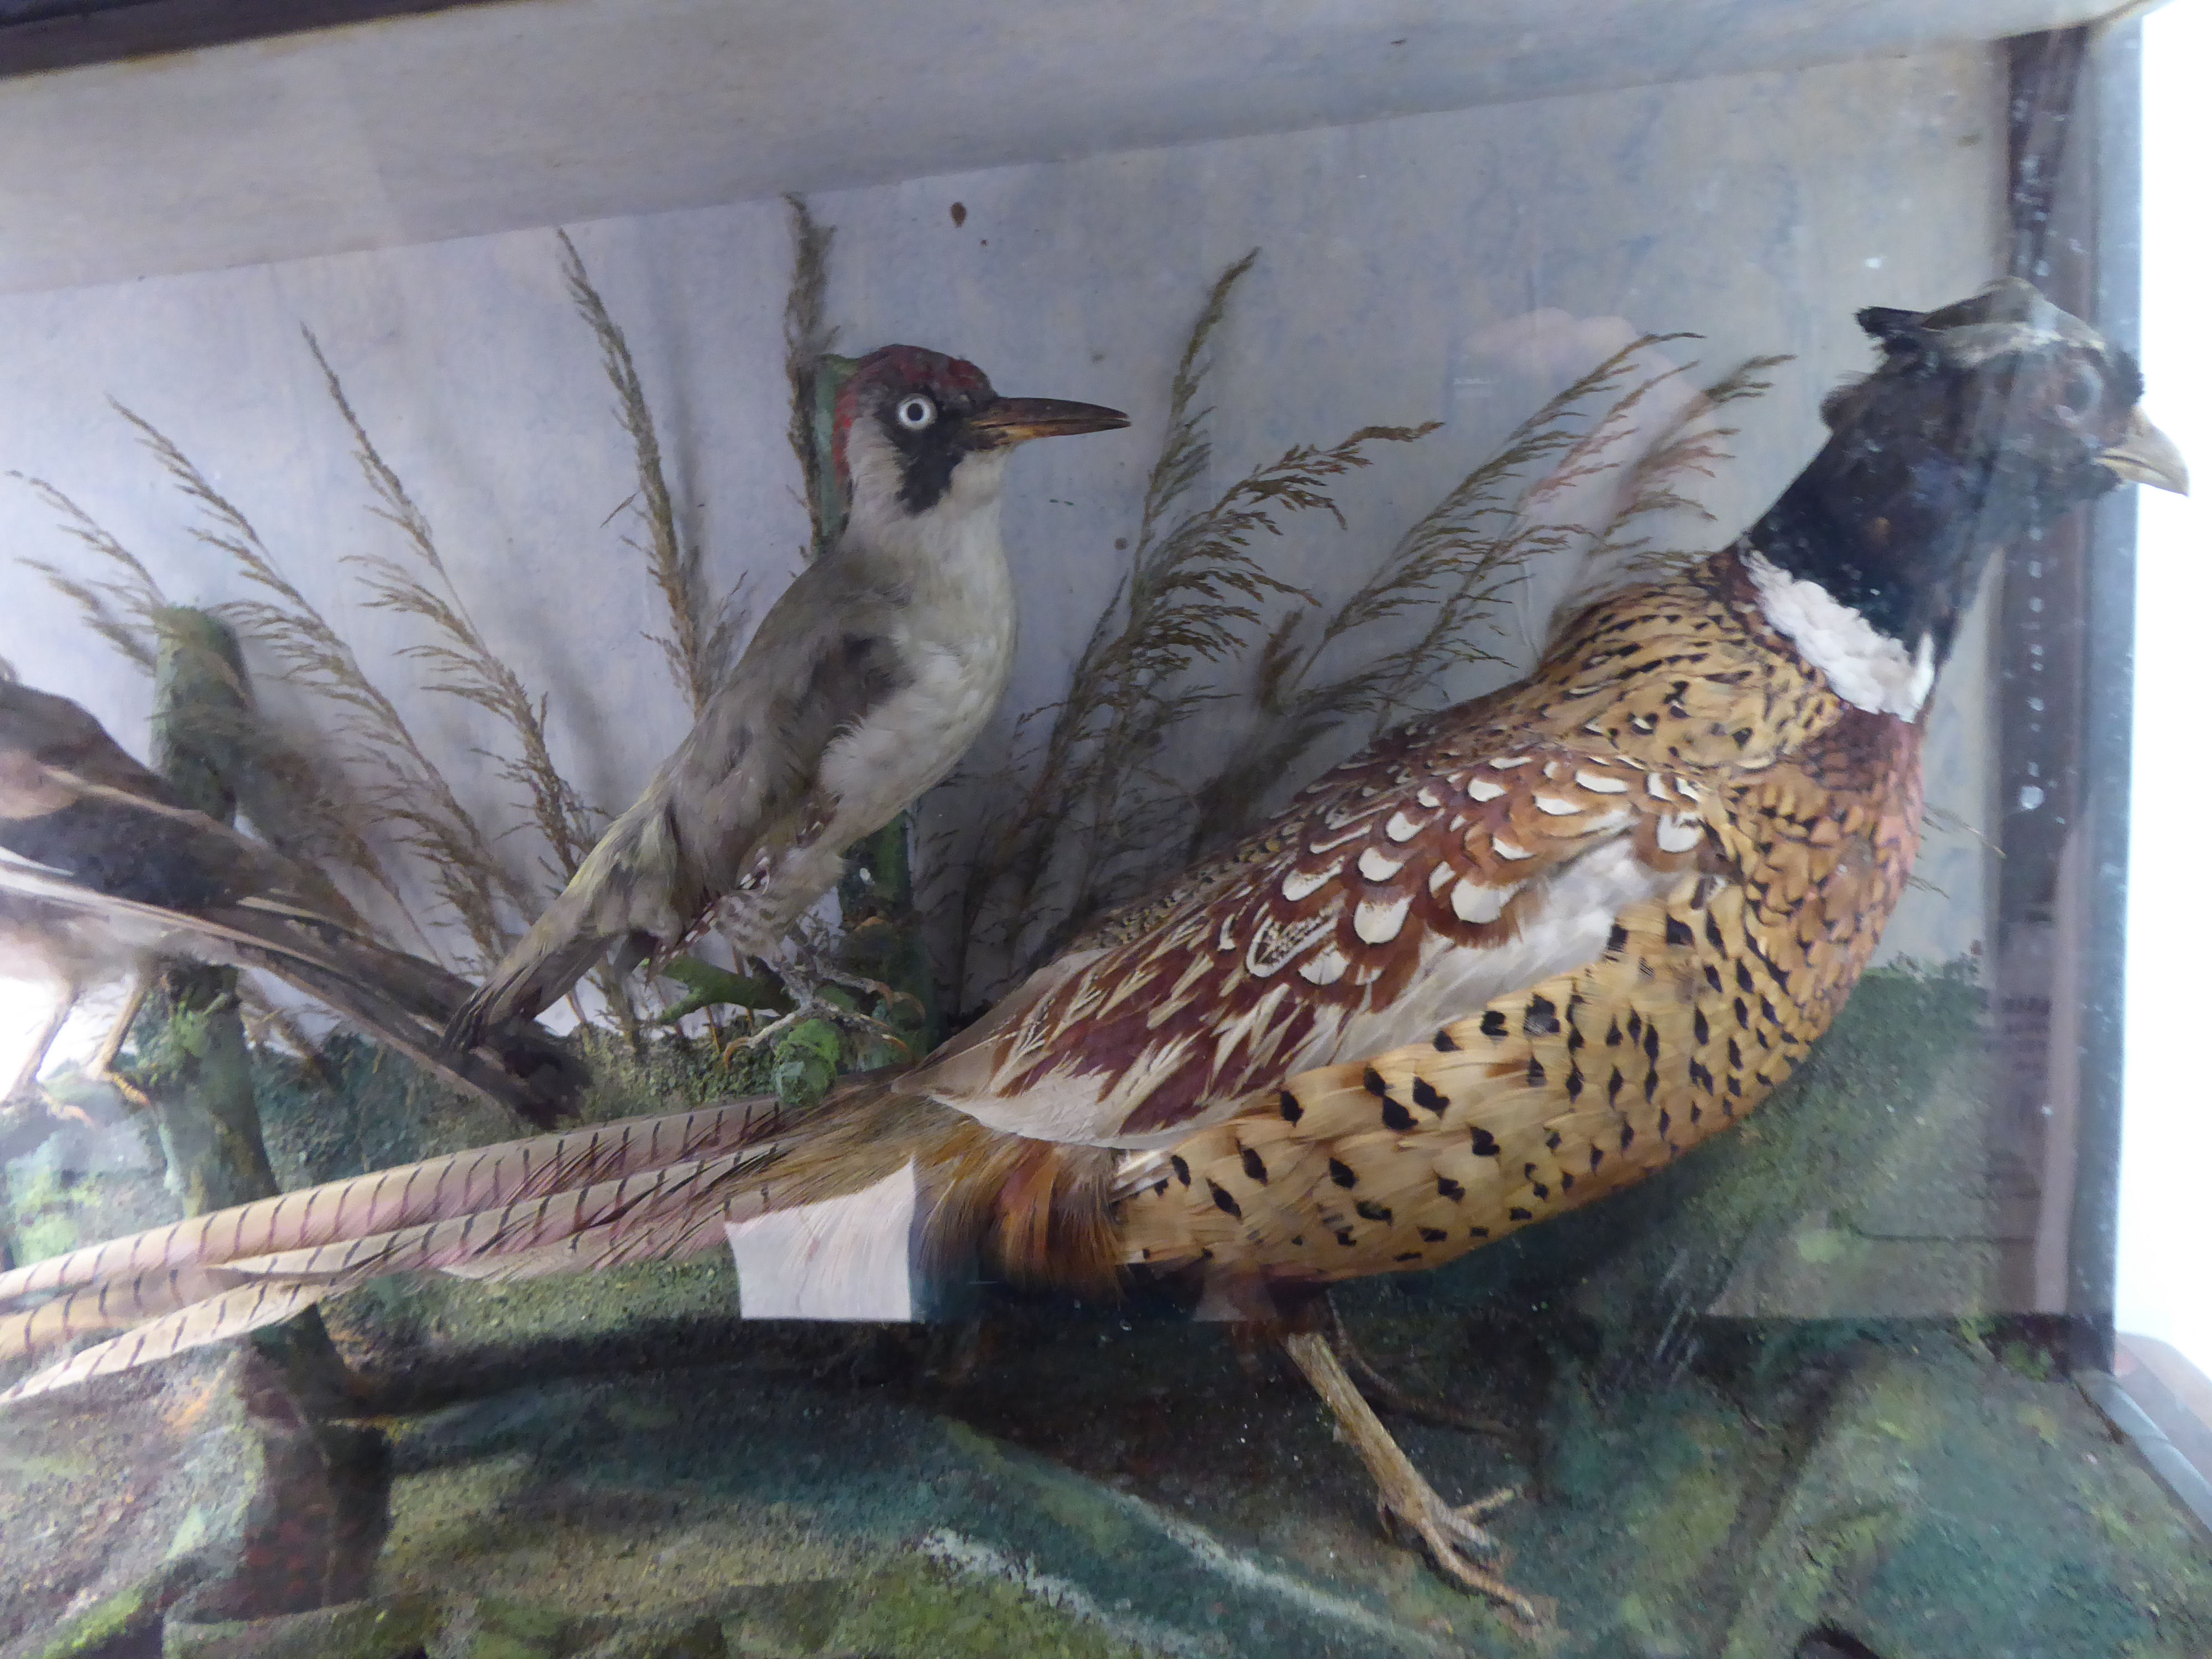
<box><xmin>13</xmin><ymin>476</ymin><xmax>166</xmax><ymax>671</ymax></box>
<box><xmin>950</xmin><ymin>252</ymin><xmax>1428</xmax><ymax>989</ymax></box>
<box><xmin>306</xmin><ymin>332</ymin><xmax>599</xmax><ymax>894</ymax></box>
<box><xmin>17</xmin><ymin>475</ymin><xmax>397</xmax><ymax>914</ymax></box>
<box><xmin>559</xmin><ymin>231</ymin><xmax>749</xmax><ymax>713</ymax></box>
<box><xmin>781</xmin><ymin>196</ymin><xmax>843</xmax><ymax>557</ymax></box>
<box><xmin>95</xmin><ymin>403</ymin><xmax>518</xmax><ymax>970</ymax></box>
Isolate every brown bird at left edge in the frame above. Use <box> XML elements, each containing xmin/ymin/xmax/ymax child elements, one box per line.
<box><xmin>0</xmin><ymin>281</ymin><xmax>2186</xmax><ymax>1624</ymax></box>
<box><xmin>0</xmin><ymin>670</ymin><xmax>590</xmax><ymax>1129</ymax></box>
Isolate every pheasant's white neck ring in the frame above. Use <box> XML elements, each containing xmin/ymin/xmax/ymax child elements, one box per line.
<box><xmin>1744</xmin><ymin>548</ymin><xmax>1936</xmax><ymax>719</ymax></box>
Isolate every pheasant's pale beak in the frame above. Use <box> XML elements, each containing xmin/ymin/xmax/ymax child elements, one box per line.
<box><xmin>2099</xmin><ymin>406</ymin><xmax>2189</xmax><ymax>494</ymax></box>
<box><xmin>967</xmin><ymin>397</ymin><xmax>1129</xmax><ymax>446</ymax></box>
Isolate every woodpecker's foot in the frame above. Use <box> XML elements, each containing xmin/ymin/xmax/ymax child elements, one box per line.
<box><xmin>1326</xmin><ymin>1297</ymin><xmax>1506</xmax><ymax>1434</ymax></box>
<box><xmin>788</xmin><ymin>933</ymin><xmax>924</xmax><ymax>1020</ymax></box>
<box><xmin>1281</xmin><ymin>1328</ymin><xmax>1542</xmax><ymax>1624</ymax></box>
<box><xmin>721</xmin><ymin>978</ymin><xmax>912</xmax><ymax>1063</ymax></box>
<box><xmin>723</xmin><ymin>942</ymin><xmax>921</xmax><ymax>1062</ymax></box>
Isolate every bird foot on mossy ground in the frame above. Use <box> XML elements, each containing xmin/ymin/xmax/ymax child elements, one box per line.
<box><xmin>1377</xmin><ymin>1479</ymin><xmax>1536</xmax><ymax>1621</ymax></box>
<box><xmin>1281</xmin><ymin>1329</ymin><xmax>1543</xmax><ymax>1624</ymax></box>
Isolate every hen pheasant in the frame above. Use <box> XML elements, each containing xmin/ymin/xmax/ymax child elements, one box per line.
<box><xmin>0</xmin><ymin>281</ymin><xmax>2183</xmax><ymax>1619</ymax></box>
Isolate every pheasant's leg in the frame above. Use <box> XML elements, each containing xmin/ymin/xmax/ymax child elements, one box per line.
<box><xmin>1325</xmin><ymin>1296</ymin><xmax>1505</xmax><ymax>1434</ymax></box>
<box><xmin>1281</xmin><ymin>1328</ymin><xmax>1537</xmax><ymax>1622</ymax></box>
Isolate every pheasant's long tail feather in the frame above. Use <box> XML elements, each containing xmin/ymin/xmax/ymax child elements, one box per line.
<box><xmin>0</xmin><ymin>1144</ymin><xmax>789</xmax><ymax>1371</ymax></box>
<box><xmin>220</xmin><ymin>1146</ymin><xmax>786</xmax><ymax>1287</ymax></box>
<box><xmin>0</xmin><ymin>1079</ymin><xmax>1121</xmax><ymax>1402</ymax></box>
<box><xmin>0</xmin><ymin>1098</ymin><xmax>775</xmax><ymax>1307</ymax></box>
<box><xmin>0</xmin><ymin>1280</ymin><xmax>333</xmax><ymax>1406</ymax></box>
<box><xmin>0</xmin><ymin>1265</ymin><xmax>250</xmax><ymax>1363</ymax></box>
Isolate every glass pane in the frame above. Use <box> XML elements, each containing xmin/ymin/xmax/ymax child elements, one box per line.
<box><xmin>0</xmin><ymin>7</ymin><xmax>2203</xmax><ymax>1656</ymax></box>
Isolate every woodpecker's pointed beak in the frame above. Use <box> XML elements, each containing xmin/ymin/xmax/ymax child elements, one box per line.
<box><xmin>2098</xmin><ymin>406</ymin><xmax>2188</xmax><ymax>494</ymax></box>
<box><xmin>966</xmin><ymin>397</ymin><xmax>1129</xmax><ymax>447</ymax></box>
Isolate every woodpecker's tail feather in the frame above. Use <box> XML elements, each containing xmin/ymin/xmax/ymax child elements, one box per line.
<box><xmin>443</xmin><ymin>913</ymin><xmax>615</xmax><ymax>1061</ymax></box>
<box><xmin>0</xmin><ymin>1078</ymin><xmax>1118</xmax><ymax>1405</ymax></box>
<box><xmin>229</xmin><ymin>912</ymin><xmax>592</xmax><ymax>1129</ymax></box>
<box><xmin>446</xmin><ymin>801</ymin><xmax>676</xmax><ymax>1055</ymax></box>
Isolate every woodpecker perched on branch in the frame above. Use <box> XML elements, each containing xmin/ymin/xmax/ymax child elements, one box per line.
<box><xmin>1</xmin><ymin>283</ymin><xmax>2183</xmax><ymax>1621</ymax></box>
<box><xmin>445</xmin><ymin>346</ymin><xmax>1127</xmax><ymax>1050</ymax></box>
<box><xmin>0</xmin><ymin>677</ymin><xmax>587</xmax><ymax>1127</ymax></box>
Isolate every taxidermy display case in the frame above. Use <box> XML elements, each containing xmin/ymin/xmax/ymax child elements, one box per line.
<box><xmin>0</xmin><ymin>2</ymin><xmax>2204</xmax><ymax>1655</ymax></box>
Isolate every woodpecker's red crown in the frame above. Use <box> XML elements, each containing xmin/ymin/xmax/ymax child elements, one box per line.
<box><xmin>831</xmin><ymin>346</ymin><xmax>995</xmax><ymax>493</ymax></box>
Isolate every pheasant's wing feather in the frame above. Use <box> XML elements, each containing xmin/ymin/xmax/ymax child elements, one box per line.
<box><xmin>1117</xmin><ymin>705</ymin><xmax>1926</xmax><ymax>1285</ymax></box>
<box><xmin>910</xmin><ymin>721</ymin><xmax>1711</xmax><ymax>1150</ymax></box>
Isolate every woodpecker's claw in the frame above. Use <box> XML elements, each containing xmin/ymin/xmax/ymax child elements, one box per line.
<box><xmin>717</xmin><ymin>946</ymin><xmax>919</xmax><ymax>1065</ymax></box>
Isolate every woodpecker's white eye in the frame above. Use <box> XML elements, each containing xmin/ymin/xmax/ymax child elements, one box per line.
<box><xmin>895</xmin><ymin>394</ymin><xmax>936</xmax><ymax>431</ymax></box>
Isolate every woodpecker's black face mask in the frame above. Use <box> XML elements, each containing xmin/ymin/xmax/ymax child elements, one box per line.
<box><xmin>833</xmin><ymin>343</ymin><xmax>1129</xmax><ymax>518</ymax></box>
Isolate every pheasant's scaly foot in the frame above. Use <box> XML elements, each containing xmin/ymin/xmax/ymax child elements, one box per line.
<box><xmin>1376</xmin><ymin>1478</ymin><xmax>1531</xmax><ymax>1614</ymax></box>
<box><xmin>1281</xmin><ymin>1327</ymin><xmax>1542</xmax><ymax>1625</ymax></box>
<box><xmin>1327</xmin><ymin>1297</ymin><xmax>1506</xmax><ymax>1434</ymax></box>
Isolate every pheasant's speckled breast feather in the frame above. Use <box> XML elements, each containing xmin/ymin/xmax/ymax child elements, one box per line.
<box><xmin>910</xmin><ymin>546</ymin><xmax>1877</xmax><ymax>1174</ymax></box>
<box><xmin>1106</xmin><ymin>548</ymin><xmax>1922</xmax><ymax>1293</ymax></box>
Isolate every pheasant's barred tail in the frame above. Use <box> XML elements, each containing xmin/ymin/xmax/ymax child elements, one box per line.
<box><xmin>0</xmin><ymin>1098</ymin><xmax>775</xmax><ymax>1307</ymax></box>
<box><xmin>0</xmin><ymin>1280</ymin><xmax>333</xmax><ymax>1405</ymax></box>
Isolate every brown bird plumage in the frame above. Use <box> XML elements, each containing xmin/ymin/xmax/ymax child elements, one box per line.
<box><xmin>0</xmin><ymin>677</ymin><xmax>588</xmax><ymax>1127</ymax></box>
<box><xmin>0</xmin><ymin>281</ymin><xmax>2186</xmax><ymax>1619</ymax></box>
